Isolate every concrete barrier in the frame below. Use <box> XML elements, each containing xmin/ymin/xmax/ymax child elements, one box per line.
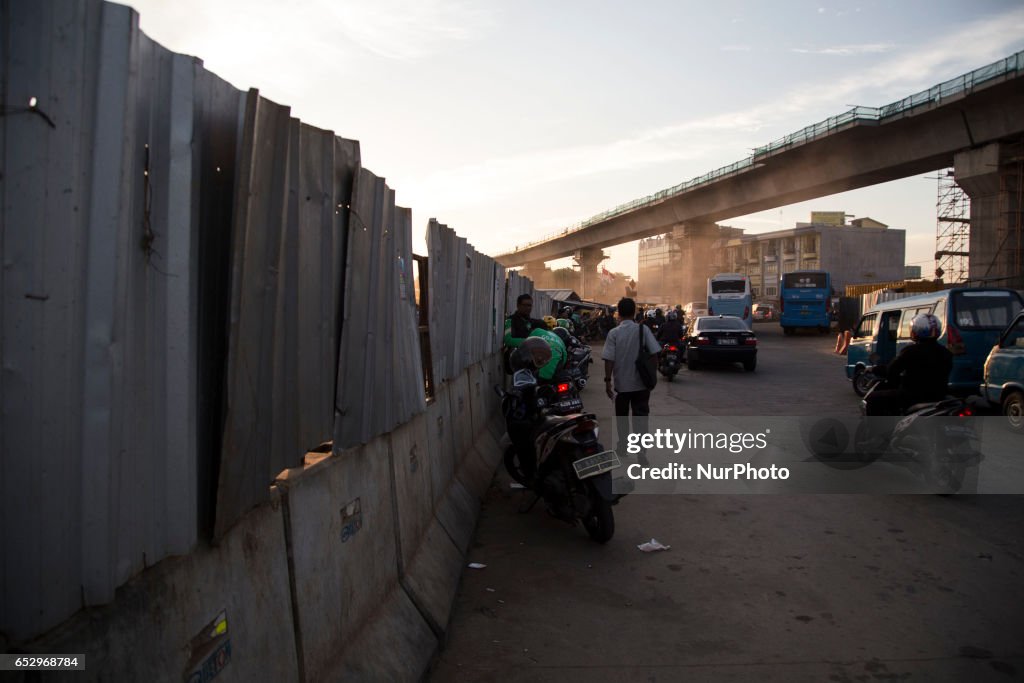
<box><xmin>481</xmin><ymin>354</ymin><xmax>509</xmax><ymax>443</ymax></box>
<box><xmin>11</xmin><ymin>362</ymin><xmax>505</xmax><ymax>682</ymax></box>
<box><xmin>425</xmin><ymin>381</ymin><xmax>481</xmax><ymax>553</ymax></box>
<box><xmin>468</xmin><ymin>361</ymin><xmax>489</xmax><ymax>440</ymax></box>
<box><xmin>16</xmin><ymin>492</ymin><xmax>298</xmax><ymax>683</ymax></box>
<box><xmin>389</xmin><ymin>414</ymin><xmax>464</xmax><ymax>635</ymax></box>
<box><xmin>389</xmin><ymin>414</ymin><xmax>434</xmax><ymax>567</ymax></box>
<box><xmin>433</xmin><ymin>471</ymin><xmax>480</xmax><ymax>556</ymax></box>
<box><xmin>471</xmin><ymin>426</ymin><xmax>504</xmax><ymax>474</ymax></box>
<box><xmin>281</xmin><ymin>438</ymin><xmax>433</xmax><ymax>682</ymax></box>
<box><xmin>426</xmin><ymin>383</ymin><xmax>455</xmax><ymax>510</ymax></box>
<box><xmin>448</xmin><ymin>374</ymin><xmax>474</xmax><ymax>474</ymax></box>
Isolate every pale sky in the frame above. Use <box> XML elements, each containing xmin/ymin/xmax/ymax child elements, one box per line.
<box><xmin>127</xmin><ymin>0</ymin><xmax>1024</xmax><ymax>279</ymax></box>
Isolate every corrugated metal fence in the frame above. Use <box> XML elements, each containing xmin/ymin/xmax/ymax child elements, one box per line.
<box><xmin>1</xmin><ymin>0</ymin><xmax>544</xmax><ymax>642</ymax></box>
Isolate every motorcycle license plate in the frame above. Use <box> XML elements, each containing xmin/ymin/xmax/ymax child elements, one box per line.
<box><xmin>717</xmin><ymin>338</ymin><xmax>737</xmax><ymax>345</ymax></box>
<box><xmin>573</xmin><ymin>450</ymin><xmax>621</xmax><ymax>479</ymax></box>
<box><xmin>553</xmin><ymin>398</ymin><xmax>583</xmax><ymax>413</ymax></box>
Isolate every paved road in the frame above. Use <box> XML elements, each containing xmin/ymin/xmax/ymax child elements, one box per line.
<box><xmin>430</xmin><ymin>324</ymin><xmax>1024</xmax><ymax>682</ymax></box>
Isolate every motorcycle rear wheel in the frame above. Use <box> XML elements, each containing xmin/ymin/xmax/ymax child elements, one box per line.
<box><xmin>581</xmin><ymin>486</ymin><xmax>615</xmax><ymax>543</ymax></box>
<box><xmin>852</xmin><ymin>368</ymin><xmax>873</xmax><ymax>397</ymax></box>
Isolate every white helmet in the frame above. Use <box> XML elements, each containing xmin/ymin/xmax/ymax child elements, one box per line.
<box><xmin>645</xmin><ymin>309</ymin><xmax>657</xmax><ymax>319</ymax></box>
<box><xmin>910</xmin><ymin>313</ymin><xmax>941</xmax><ymax>341</ymax></box>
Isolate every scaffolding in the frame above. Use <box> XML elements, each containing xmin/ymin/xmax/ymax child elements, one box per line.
<box><xmin>934</xmin><ymin>169</ymin><xmax>970</xmax><ymax>283</ymax></box>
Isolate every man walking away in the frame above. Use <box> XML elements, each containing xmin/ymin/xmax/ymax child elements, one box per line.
<box><xmin>602</xmin><ymin>297</ymin><xmax>661</xmax><ymax>459</ymax></box>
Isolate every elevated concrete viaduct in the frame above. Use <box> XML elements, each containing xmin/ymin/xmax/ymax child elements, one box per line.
<box><xmin>495</xmin><ymin>57</ymin><xmax>1024</xmax><ymax>292</ymax></box>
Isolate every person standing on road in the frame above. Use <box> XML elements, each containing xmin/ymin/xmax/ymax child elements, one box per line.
<box><xmin>602</xmin><ymin>297</ymin><xmax>661</xmax><ymax>457</ymax></box>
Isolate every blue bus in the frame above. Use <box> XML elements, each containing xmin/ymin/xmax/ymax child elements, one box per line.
<box><xmin>779</xmin><ymin>270</ymin><xmax>831</xmax><ymax>334</ymax></box>
<box><xmin>707</xmin><ymin>273</ymin><xmax>753</xmax><ymax>329</ymax></box>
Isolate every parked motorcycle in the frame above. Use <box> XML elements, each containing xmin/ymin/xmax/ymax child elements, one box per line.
<box><xmin>854</xmin><ymin>366</ymin><xmax>981</xmax><ymax>493</ymax></box>
<box><xmin>659</xmin><ymin>343</ymin><xmax>682</xmax><ymax>381</ymax></box>
<box><xmin>495</xmin><ymin>368</ymin><xmax>620</xmax><ymax>543</ymax></box>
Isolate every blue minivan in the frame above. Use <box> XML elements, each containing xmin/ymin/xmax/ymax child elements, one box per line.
<box><xmin>845</xmin><ymin>288</ymin><xmax>1024</xmax><ymax>396</ymax></box>
<box><xmin>982</xmin><ymin>311</ymin><xmax>1024</xmax><ymax>431</ymax></box>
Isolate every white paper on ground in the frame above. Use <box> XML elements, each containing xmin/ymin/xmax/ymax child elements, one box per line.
<box><xmin>637</xmin><ymin>539</ymin><xmax>670</xmax><ymax>552</ymax></box>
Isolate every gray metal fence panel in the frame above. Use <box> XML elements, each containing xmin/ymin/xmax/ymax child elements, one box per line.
<box><xmin>491</xmin><ymin>262</ymin><xmax>506</xmax><ymax>354</ymax></box>
<box><xmin>215</xmin><ymin>91</ymin><xmax>292</xmax><ymax>538</ymax></box>
<box><xmin>193</xmin><ymin>69</ymin><xmax>246</xmax><ymax>542</ymax></box>
<box><xmin>2</xmin><ymin>0</ymin><xmax>98</xmax><ymax>637</ymax></box>
<box><xmin>377</xmin><ymin>188</ymin><xmax>397</xmax><ymax>435</ymax></box>
<box><xmin>334</xmin><ymin>168</ymin><xmax>377</xmax><ymax>447</ymax></box>
<box><xmin>427</xmin><ymin>219</ymin><xmax>452</xmax><ymax>383</ymax></box>
<box><xmin>391</xmin><ymin>205</ymin><xmax>423</xmax><ymax>423</ymax></box>
<box><xmin>296</xmin><ymin>124</ymin><xmax>345</xmax><ymax>450</ymax></box>
<box><xmin>2</xmin><ymin>0</ymin><xmax>207</xmax><ymax>638</ymax></box>
<box><xmin>453</xmin><ymin>237</ymin><xmax>469</xmax><ymax>376</ymax></box>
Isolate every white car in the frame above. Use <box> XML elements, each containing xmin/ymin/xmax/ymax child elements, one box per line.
<box><xmin>683</xmin><ymin>301</ymin><xmax>708</xmax><ymax>324</ymax></box>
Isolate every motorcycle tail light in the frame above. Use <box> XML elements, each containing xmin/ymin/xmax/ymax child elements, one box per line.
<box><xmin>574</xmin><ymin>419</ymin><xmax>597</xmax><ymax>433</ymax></box>
<box><xmin>557</xmin><ymin>382</ymin><xmax>570</xmax><ymax>394</ymax></box>
<box><xmin>667</xmin><ymin>345</ymin><xmax>678</xmax><ymax>352</ymax></box>
<box><xmin>957</xmin><ymin>407</ymin><xmax>973</xmax><ymax>417</ymax></box>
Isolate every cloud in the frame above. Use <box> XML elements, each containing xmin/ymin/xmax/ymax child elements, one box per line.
<box><xmin>791</xmin><ymin>43</ymin><xmax>894</xmax><ymax>56</ymax></box>
<box><xmin>410</xmin><ymin>7</ymin><xmax>1024</xmax><ymax>238</ymax></box>
<box><xmin>324</xmin><ymin>0</ymin><xmax>496</xmax><ymax>61</ymax></box>
<box><xmin>721</xmin><ymin>45</ymin><xmax>753</xmax><ymax>52</ymax></box>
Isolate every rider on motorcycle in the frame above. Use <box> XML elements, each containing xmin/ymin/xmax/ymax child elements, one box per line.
<box><xmin>528</xmin><ymin>326</ymin><xmax>568</xmax><ymax>382</ymax></box>
<box><xmin>643</xmin><ymin>309</ymin><xmax>659</xmax><ymax>334</ymax></box>
<box><xmin>657</xmin><ymin>309</ymin><xmax>685</xmax><ymax>345</ymax></box>
<box><xmin>864</xmin><ymin>313</ymin><xmax>953</xmax><ymax>416</ymax></box>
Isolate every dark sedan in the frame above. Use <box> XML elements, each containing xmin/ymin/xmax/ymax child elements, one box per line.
<box><xmin>684</xmin><ymin>315</ymin><xmax>758</xmax><ymax>372</ymax></box>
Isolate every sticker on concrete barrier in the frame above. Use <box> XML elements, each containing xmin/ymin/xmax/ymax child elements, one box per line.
<box><xmin>340</xmin><ymin>498</ymin><xmax>363</xmax><ymax>543</ymax></box>
<box><xmin>184</xmin><ymin>610</ymin><xmax>230</xmax><ymax>683</ymax></box>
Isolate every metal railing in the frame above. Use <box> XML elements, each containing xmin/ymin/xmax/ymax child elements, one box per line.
<box><xmin>510</xmin><ymin>50</ymin><xmax>1024</xmax><ymax>254</ymax></box>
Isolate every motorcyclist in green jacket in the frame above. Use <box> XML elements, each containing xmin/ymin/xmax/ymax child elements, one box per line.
<box><xmin>527</xmin><ymin>327</ymin><xmax>567</xmax><ymax>381</ymax></box>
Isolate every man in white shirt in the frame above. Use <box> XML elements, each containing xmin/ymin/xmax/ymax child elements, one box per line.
<box><xmin>602</xmin><ymin>297</ymin><xmax>661</xmax><ymax>457</ymax></box>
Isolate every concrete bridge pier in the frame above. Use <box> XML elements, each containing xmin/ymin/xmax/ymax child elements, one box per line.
<box><xmin>573</xmin><ymin>247</ymin><xmax>607</xmax><ymax>300</ymax></box>
<box><xmin>673</xmin><ymin>222</ymin><xmax>720</xmax><ymax>304</ymax></box>
<box><xmin>955</xmin><ymin>142</ymin><xmax>1024</xmax><ymax>288</ymax></box>
<box><xmin>520</xmin><ymin>260</ymin><xmax>549</xmax><ymax>283</ymax></box>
